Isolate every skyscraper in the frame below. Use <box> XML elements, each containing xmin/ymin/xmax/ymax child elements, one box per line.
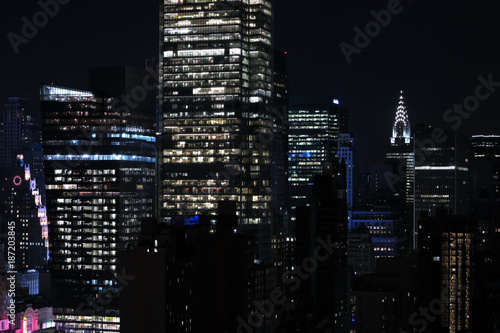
<box><xmin>337</xmin><ymin>133</ymin><xmax>355</xmax><ymax>210</ymax></box>
<box><xmin>414</xmin><ymin>125</ymin><xmax>469</xmax><ymax>221</ymax></box>
<box><xmin>385</xmin><ymin>91</ymin><xmax>415</xmax><ymax>249</ymax></box>
<box><xmin>159</xmin><ymin>0</ymin><xmax>278</xmax><ymax>230</ymax></box>
<box><xmin>288</xmin><ymin>96</ymin><xmax>348</xmax><ymax>228</ymax></box>
<box><xmin>40</xmin><ymin>68</ymin><xmax>156</xmax><ymax>330</ymax></box>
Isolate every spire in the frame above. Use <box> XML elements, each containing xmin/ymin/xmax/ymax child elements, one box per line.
<box><xmin>391</xmin><ymin>90</ymin><xmax>411</xmax><ymax>144</ymax></box>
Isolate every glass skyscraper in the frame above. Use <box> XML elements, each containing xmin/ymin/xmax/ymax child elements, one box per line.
<box><xmin>40</xmin><ymin>77</ymin><xmax>156</xmax><ymax>331</ymax></box>
<box><xmin>159</xmin><ymin>0</ymin><xmax>281</xmax><ymax>231</ymax></box>
<box><xmin>288</xmin><ymin>96</ymin><xmax>348</xmax><ymax>229</ymax></box>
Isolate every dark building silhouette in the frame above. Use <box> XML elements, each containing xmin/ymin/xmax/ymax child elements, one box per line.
<box><xmin>291</xmin><ymin>173</ymin><xmax>349</xmax><ymax>332</ymax></box>
<box><xmin>349</xmin><ymin>256</ymin><xmax>418</xmax><ymax>333</ymax></box>
<box><xmin>468</xmin><ymin>134</ymin><xmax>500</xmax><ymax>331</ymax></box>
<box><xmin>120</xmin><ymin>202</ymin><xmax>279</xmax><ymax>333</ymax></box>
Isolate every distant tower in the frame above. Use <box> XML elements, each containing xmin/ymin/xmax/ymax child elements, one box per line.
<box><xmin>386</xmin><ymin>91</ymin><xmax>415</xmax><ymax>250</ymax></box>
<box><xmin>337</xmin><ymin>133</ymin><xmax>355</xmax><ymax>210</ymax></box>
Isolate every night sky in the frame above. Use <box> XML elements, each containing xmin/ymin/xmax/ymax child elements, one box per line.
<box><xmin>1</xmin><ymin>0</ymin><xmax>499</xmax><ymax>169</ymax></box>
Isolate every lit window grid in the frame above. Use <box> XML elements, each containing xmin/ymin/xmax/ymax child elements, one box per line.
<box><xmin>160</xmin><ymin>0</ymin><xmax>274</xmax><ymax>224</ymax></box>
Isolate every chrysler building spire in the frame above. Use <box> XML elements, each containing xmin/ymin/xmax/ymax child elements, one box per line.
<box><xmin>391</xmin><ymin>90</ymin><xmax>411</xmax><ymax>145</ymax></box>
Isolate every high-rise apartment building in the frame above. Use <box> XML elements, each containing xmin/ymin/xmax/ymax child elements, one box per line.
<box><xmin>40</xmin><ymin>69</ymin><xmax>155</xmax><ymax>331</ymax></box>
<box><xmin>159</xmin><ymin>0</ymin><xmax>279</xmax><ymax>230</ymax></box>
<box><xmin>288</xmin><ymin>96</ymin><xmax>348</xmax><ymax>228</ymax></box>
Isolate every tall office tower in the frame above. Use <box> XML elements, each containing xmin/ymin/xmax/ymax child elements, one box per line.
<box><xmin>40</xmin><ymin>76</ymin><xmax>155</xmax><ymax>330</ymax></box>
<box><xmin>288</xmin><ymin>96</ymin><xmax>348</xmax><ymax>229</ymax></box>
<box><xmin>294</xmin><ymin>174</ymin><xmax>348</xmax><ymax>332</ymax></box>
<box><xmin>414</xmin><ymin>125</ymin><xmax>469</xmax><ymax>226</ymax></box>
<box><xmin>0</xmin><ymin>98</ymin><xmax>40</xmax><ymax>168</ymax></box>
<box><xmin>385</xmin><ymin>91</ymin><xmax>415</xmax><ymax>249</ymax></box>
<box><xmin>159</xmin><ymin>0</ymin><xmax>279</xmax><ymax>238</ymax></box>
<box><xmin>337</xmin><ymin>133</ymin><xmax>355</xmax><ymax>210</ymax></box>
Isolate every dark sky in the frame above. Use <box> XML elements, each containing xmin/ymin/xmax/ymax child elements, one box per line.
<box><xmin>1</xmin><ymin>0</ymin><xmax>499</xmax><ymax>170</ymax></box>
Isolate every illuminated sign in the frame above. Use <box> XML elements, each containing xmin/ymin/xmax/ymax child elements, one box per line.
<box><xmin>25</xmin><ymin>164</ymin><xmax>30</xmax><ymax>180</ymax></box>
<box><xmin>30</xmin><ymin>179</ymin><xmax>37</xmax><ymax>191</ymax></box>
<box><xmin>184</xmin><ymin>215</ymin><xmax>199</xmax><ymax>226</ymax></box>
<box><xmin>13</xmin><ymin>175</ymin><xmax>22</xmax><ymax>186</ymax></box>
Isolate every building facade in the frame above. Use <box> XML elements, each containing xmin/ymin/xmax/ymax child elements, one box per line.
<box><xmin>414</xmin><ymin>125</ymin><xmax>469</xmax><ymax>223</ymax></box>
<box><xmin>40</xmin><ymin>78</ymin><xmax>155</xmax><ymax>331</ymax></box>
<box><xmin>159</xmin><ymin>0</ymin><xmax>279</xmax><ymax>229</ymax></box>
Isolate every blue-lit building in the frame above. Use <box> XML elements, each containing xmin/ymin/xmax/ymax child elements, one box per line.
<box><xmin>348</xmin><ymin>210</ymin><xmax>407</xmax><ymax>258</ymax></box>
<box><xmin>337</xmin><ymin>133</ymin><xmax>356</xmax><ymax>210</ymax></box>
<box><xmin>40</xmin><ymin>67</ymin><xmax>156</xmax><ymax>331</ymax></box>
<box><xmin>288</xmin><ymin>96</ymin><xmax>348</xmax><ymax>229</ymax></box>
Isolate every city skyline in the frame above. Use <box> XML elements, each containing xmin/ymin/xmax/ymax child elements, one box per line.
<box><xmin>1</xmin><ymin>0</ymin><xmax>500</xmax><ymax>332</ymax></box>
<box><xmin>2</xmin><ymin>0</ymin><xmax>500</xmax><ymax>168</ymax></box>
